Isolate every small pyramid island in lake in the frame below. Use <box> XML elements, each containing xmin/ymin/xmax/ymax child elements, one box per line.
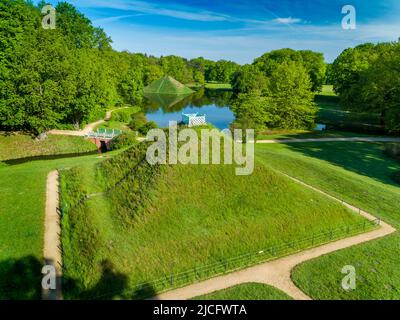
<box><xmin>144</xmin><ymin>75</ymin><xmax>194</xmax><ymax>95</ymax></box>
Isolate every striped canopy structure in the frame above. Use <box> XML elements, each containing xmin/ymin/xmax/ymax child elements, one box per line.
<box><xmin>182</xmin><ymin>113</ymin><xmax>207</xmax><ymax>127</ymax></box>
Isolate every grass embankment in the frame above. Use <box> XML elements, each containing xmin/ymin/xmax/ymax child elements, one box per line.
<box><xmin>0</xmin><ymin>152</ymin><xmax>108</xmax><ymax>299</ymax></box>
<box><xmin>255</xmin><ymin>142</ymin><xmax>400</xmax><ymax>299</ymax></box>
<box><xmin>61</xmin><ymin>141</ymin><xmax>370</xmax><ymax>299</ymax></box>
<box><xmin>0</xmin><ymin>134</ymin><xmax>97</xmax><ymax>162</ymax></box>
<box><xmin>193</xmin><ymin>283</ymin><xmax>293</xmax><ymax>300</ymax></box>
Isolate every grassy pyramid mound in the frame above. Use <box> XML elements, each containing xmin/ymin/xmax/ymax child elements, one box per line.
<box><xmin>60</xmin><ymin>141</ymin><xmax>370</xmax><ymax>299</ymax></box>
<box><xmin>144</xmin><ymin>75</ymin><xmax>194</xmax><ymax>94</ymax></box>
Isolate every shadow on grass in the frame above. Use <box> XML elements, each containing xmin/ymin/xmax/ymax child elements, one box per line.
<box><xmin>3</xmin><ymin>151</ymin><xmax>99</xmax><ymax>166</ymax></box>
<box><xmin>64</xmin><ymin>260</ymin><xmax>157</xmax><ymax>300</ymax></box>
<box><xmin>0</xmin><ymin>257</ymin><xmax>157</xmax><ymax>300</ymax></box>
<box><xmin>315</xmin><ymin>95</ymin><xmax>385</xmax><ymax>134</ymax></box>
<box><xmin>284</xmin><ymin>141</ymin><xmax>400</xmax><ymax>187</ymax></box>
<box><xmin>0</xmin><ymin>256</ymin><xmax>42</xmax><ymax>300</ymax></box>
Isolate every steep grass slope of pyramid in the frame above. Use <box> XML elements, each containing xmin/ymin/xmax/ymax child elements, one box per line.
<box><xmin>144</xmin><ymin>75</ymin><xmax>194</xmax><ymax>94</ymax></box>
<box><xmin>61</xmin><ymin>142</ymin><xmax>370</xmax><ymax>299</ymax></box>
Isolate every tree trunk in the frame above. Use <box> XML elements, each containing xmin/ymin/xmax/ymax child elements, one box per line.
<box><xmin>380</xmin><ymin>109</ymin><xmax>386</xmax><ymax>127</ymax></box>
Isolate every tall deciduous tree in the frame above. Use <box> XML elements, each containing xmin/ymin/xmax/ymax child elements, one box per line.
<box><xmin>232</xmin><ymin>62</ymin><xmax>316</xmax><ymax>130</ymax></box>
<box><xmin>330</xmin><ymin>42</ymin><xmax>400</xmax><ymax>131</ymax></box>
<box><xmin>330</xmin><ymin>43</ymin><xmax>379</xmax><ymax>108</ymax></box>
<box><xmin>209</xmin><ymin>60</ymin><xmax>240</xmax><ymax>83</ymax></box>
<box><xmin>231</xmin><ymin>64</ymin><xmax>268</xmax><ymax>94</ymax></box>
<box><xmin>253</xmin><ymin>48</ymin><xmax>326</xmax><ymax>92</ymax></box>
<box><xmin>357</xmin><ymin>43</ymin><xmax>400</xmax><ymax>132</ymax></box>
<box><xmin>299</xmin><ymin>50</ymin><xmax>326</xmax><ymax>92</ymax></box>
<box><xmin>160</xmin><ymin>55</ymin><xmax>193</xmax><ymax>83</ymax></box>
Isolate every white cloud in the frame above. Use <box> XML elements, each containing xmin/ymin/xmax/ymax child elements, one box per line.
<box><xmin>105</xmin><ymin>18</ymin><xmax>400</xmax><ymax>64</ymax></box>
<box><xmin>273</xmin><ymin>17</ymin><xmax>302</xmax><ymax>24</ymax></box>
<box><xmin>93</xmin><ymin>14</ymin><xmax>145</xmax><ymax>25</ymax></box>
<box><xmin>72</xmin><ymin>0</ymin><xmax>230</xmax><ymax>22</ymax></box>
<box><xmin>68</xmin><ymin>0</ymin><xmax>400</xmax><ymax>64</ymax></box>
<box><xmin>72</xmin><ymin>0</ymin><xmax>304</xmax><ymax>27</ymax></box>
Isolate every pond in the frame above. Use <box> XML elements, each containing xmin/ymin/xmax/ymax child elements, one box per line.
<box><xmin>144</xmin><ymin>89</ymin><xmax>235</xmax><ymax>130</ymax></box>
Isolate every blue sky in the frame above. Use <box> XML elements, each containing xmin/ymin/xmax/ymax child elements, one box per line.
<box><xmin>44</xmin><ymin>0</ymin><xmax>400</xmax><ymax>63</ymax></box>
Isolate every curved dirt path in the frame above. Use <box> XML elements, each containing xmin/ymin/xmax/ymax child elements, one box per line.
<box><xmin>43</xmin><ymin>170</ymin><xmax>63</xmax><ymax>300</ymax></box>
<box><xmin>48</xmin><ymin>107</ymin><xmax>129</xmax><ymax>137</ymax></box>
<box><xmin>41</xmin><ymin>136</ymin><xmax>398</xmax><ymax>300</ymax></box>
<box><xmin>154</xmin><ymin>173</ymin><xmax>396</xmax><ymax>300</ymax></box>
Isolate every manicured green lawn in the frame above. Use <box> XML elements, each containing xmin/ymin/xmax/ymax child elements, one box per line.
<box><xmin>255</xmin><ymin>142</ymin><xmax>400</xmax><ymax>299</ymax></box>
<box><xmin>3</xmin><ymin>133</ymin><xmax>397</xmax><ymax>300</ymax></box>
<box><xmin>95</xmin><ymin>120</ymin><xmax>130</xmax><ymax>131</ymax></box>
<box><xmin>0</xmin><ymin>134</ymin><xmax>97</xmax><ymax>161</ymax></box>
<box><xmin>188</xmin><ymin>82</ymin><xmax>232</xmax><ymax>90</ymax></box>
<box><xmin>61</xmin><ymin>144</ymin><xmax>370</xmax><ymax>299</ymax></box>
<box><xmin>204</xmin><ymin>82</ymin><xmax>232</xmax><ymax>90</ymax></box>
<box><xmin>257</xmin><ymin>130</ymin><xmax>384</xmax><ymax>141</ymax></box>
<box><xmin>0</xmin><ymin>153</ymin><xmax>109</xmax><ymax>299</ymax></box>
<box><xmin>319</xmin><ymin>85</ymin><xmax>336</xmax><ymax>97</ymax></box>
<box><xmin>256</xmin><ymin>142</ymin><xmax>400</xmax><ymax>201</ymax></box>
<box><xmin>193</xmin><ymin>283</ymin><xmax>293</xmax><ymax>300</ymax></box>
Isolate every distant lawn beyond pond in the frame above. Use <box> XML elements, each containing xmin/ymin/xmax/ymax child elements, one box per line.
<box><xmin>204</xmin><ymin>82</ymin><xmax>232</xmax><ymax>90</ymax></box>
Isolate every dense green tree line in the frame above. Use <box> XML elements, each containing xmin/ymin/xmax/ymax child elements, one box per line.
<box><xmin>330</xmin><ymin>41</ymin><xmax>400</xmax><ymax>133</ymax></box>
<box><xmin>231</xmin><ymin>61</ymin><xmax>317</xmax><ymax>131</ymax></box>
<box><xmin>229</xmin><ymin>48</ymin><xmax>323</xmax><ymax>131</ymax></box>
<box><xmin>188</xmin><ymin>57</ymin><xmax>240</xmax><ymax>84</ymax></box>
<box><xmin>0</xmin><ymin>1</ymin><xmax>240</xmax><ymax>134</ymax></box>
<box><xmin>0</xmin><ymin>1</ymin><xmax>322</xmax><ymax>134</ymax></box>
<box><xmin>1</xmin><ymin>1</ymin><xmax>398</xmax><ymax>134</ymax></box>
<box><xmin>0</xmin><ymin>1</ymin><xmax>149</xmax><ymax>134</ymax></box>
<box><xmin>232</xmin><ymin>48</ymin><xmax>326</xmax><ymax>94</ymax></box>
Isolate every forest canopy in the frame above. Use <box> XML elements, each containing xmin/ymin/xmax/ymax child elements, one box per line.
<box><xmin>330</xmin><ymin>41</ymin><xmax>400</xmax><ymax>133</ymax></box>
<box><xmin>1</xmin><ymin>1</ymin><xmax>398</xmax><ymax>134</ymax></box>
<box><xmin>0</xmin><ymin>0</ymin><xmax>241</xmax><ymax>134</ymax></box>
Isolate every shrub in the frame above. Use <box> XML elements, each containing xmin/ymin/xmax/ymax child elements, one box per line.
<box><xmin>391</xmin><ymin>171</ymin><xmax>400</xmax><ymax>185</ymax></box>
<box><xmin>230</xmin><ymin>118</ymin><xmax>263</xmax><ymax>142</ymax></box>
<box><xmin>128</xmin><ymin>112</ymin><xmax>158</xmax><ymax>135</ymax></box>
<box><xmin>128</xmin><ymin>113</ymin><xmax>148</xmax><ymax>131</ymax></box>
<box><xmin>384</xmin><ymin>143</ymin><xmax>400</xmax><ymax>161</ymax></box>
<box><xmin>138</xmin><ymin>121</ymin><xmax>158</xmax><ymax>135</ymax></box>
<box><xmin>111</xmin><ymin>106</ymin><xmax>141</xmax><ymax>123</ymax></box>
<box><xmin>109</xmin><ymin>132</ymin><xmax>138</xmax><ymax>150</ymax></box>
